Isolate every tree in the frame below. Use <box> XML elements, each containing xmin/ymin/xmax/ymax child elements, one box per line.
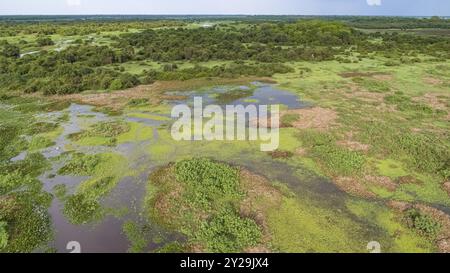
<box><xmin>1</xmin><ymin>43</ymin><xmax>20</xmax><ymax>58</ymax></box>
<box><xmin>36</xmin><ymin>36</ymin><xmax>54</xmax><ymax>47</ymax></box>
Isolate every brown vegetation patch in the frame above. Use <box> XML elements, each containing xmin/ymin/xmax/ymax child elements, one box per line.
<box><xmin>387</xmin><ymin>200</ymin><xmax>412</xmax><ymax>212</ymax></box>
<box><xmin>336</xmin><ymin>131</ymin><xmax>370</xmax><ymax>152</ymax></box>
<box><xmin>159</xmin><ymin>94</ymin><xmax>189</xmax><ymax>101</ymax></box>
<box><xmin>443</xmin><ymin>182</ymin><xmax>450</xmax><ymax>197</ymax></box>
<box><xmin>45</xmin><ymin>77</ymin><xmax>270</xmax><ymax>110</ymax></box>
<box><xmin>267</xmin><ymin>150</ymin><xmax>294</xmax><ymax>159</ymax></box>
<box><xmin>337</xmin><ymin>140</ymin><xmax>370</xmax><ymax>152</ymax></box>
<box><xmin>414</xmin><ymin>204</ymin><xmax>450</xmax><ymax>253</ymax></box>
<box><xmin>339</xmin><ymin>84</ymin><xmax>385</xmax><ymax>103</ymax></box>
<box><xmin>339</xmin><ymin>72</ymin><xmax>391</xmax><ymax>79</ymax></box>
<box><xmin>333</xmin><ymin>177</ymin><xmax>376</xmax><ymax>199</ymax></box>
<box><xmin>396</xmin><ymin>175</ymin><xmax>423</xmax><ymax>185</ymax></box>
<box><xmin>148</xmin><ymin>165</ymin><xmax>186</xmax><ymax>225</ymax></box>
<box><xmin>365</xmin><ymin>175</ymin><xmax>397</xmax><ymax>192</ymax></box>
<box><xmin>281</xmin><ymin>107</ymin><xmax>338</xmax><ymax>131</ymax></box>
<box><xmin>294</xmin><ymin>147</ymin><xmax>307</xmax><ymax>156</ymax></box>
<box><xmin>244</xmin><ymin>246</ymin><xmax>271</xmax><ymax>253</ymax></box>
<box><xmin>239</xmin><ymin>169</ymin><xmax>283</xmax><ymax>245</ymax></box>
<box><xmin>413</xmin><ymin>93</ymin><xmax>448</xmax><ymax>111</ymax></box>
<box><xmin>423</xmin><ymin>77</ymin><xmax>444</xmax><ymax>86</ymax></box>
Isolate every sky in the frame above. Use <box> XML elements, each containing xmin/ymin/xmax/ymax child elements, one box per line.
<box><xmin>0</xmin><ymin>0</ymin><xmax>449</xmax><ymax>16</ymax></box>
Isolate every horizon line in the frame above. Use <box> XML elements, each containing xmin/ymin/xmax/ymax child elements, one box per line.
<box><xmin>0</xmin><ymin>14</ymin><xmax>447</xmax><ymax>17</ymax></box>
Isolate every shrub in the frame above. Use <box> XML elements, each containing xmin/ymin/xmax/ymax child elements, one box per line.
<box><xmin>405</xmin><ymin>209</ymin><xmax>441</xmax><ymax>238</ymax></box>
<box><xmin>195</xmin><ymin>208</ymin><xmax>262</xmax><ymax>253</ymax></box>
<box><xmin>36</xmin><ymin>36</ymin><xmax>54</xmax><ymax>47</ymax></box>
<box><xmin>63</xmin><ymin>194</ymin><xmax>102</xmax><ymax>225</ymax></box>
<box><xmin>300</xmin><ymin>131</ymin><xmax>366</xmax><ymax>176</ymax></box>
<box><xmin>353</xmin><ymin>77</ymin><xmax>390</xmax><ymax>93</ymax></box>
<box><xmin>175</xmin><ymin>158</ymin><xmax>241</xmax><ymax>210</ymax></box>
<box><xmin>280</xmin><ymin>113</ymin><xmax>300</xmax><ymax>127</ymax></box>
<box><xmin>58</xmin><ymin>153</ymin><xmax>100</xmax><ymax>176</ymax></box>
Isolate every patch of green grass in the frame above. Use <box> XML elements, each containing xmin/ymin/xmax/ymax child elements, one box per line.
<box><xmin>346</xmin><ymin>200</ymin><xmax>434</xmax><ymax>253</ymax></box>
<box><xmin>147</xmin><ymin>158</ymin><xmax>262</xmax><ymax>252</ymax></box>
<box><xmin>127</xmin><ymin>98</ymin><xmax>149</xmax><ymax>106</ymax></box>
<box><xmin>28</xmin><ymin>136</ymin><xmax>54</xmax><ymax>151</ymax></box>
<box><xmin>127</xmin><ymin>112</ymin><xmax>171</xmax><ymax>121</ymax></box>
<box><xmin>122</xmin><ymin>221</ymin><xmax>150</xmax><ymax>253</ymax></box>
<box><xmin>62</xmin><ymin>193</ymin><xmax>103</xmax><ymax>225</ymax></box>
<box><xmin>69</xmin><ymin>120</ymin><xmax>131</xmax><ymax>146</ymax></box>
<box><xmin>215</xmin><ymin>88</ymin><xmax>254</xmax><ymax>104</ymax></box>
<box><xmin>300</xmin><ymin>131</ymin><xmax>366</xmax><ymax>176</ymax></box>
<box><xmin>405</xmin><ymin>209</ymin><xmax>441</xmax><ymax>239</ymax></box>
<box><xmin>353</xmin><ymin>77</ymin><xmax>390</xmax><ymax>93</ymax></box>
<box><xmin>195</xmin><ymin>208</ymin><xmax>262</xmax><ymax>253</ymax></box>
<box><xmin>58</xmin><ymin>153</ymin><xmax>101</xmax><ymax>176</ymax></box>
<box><xmin>60</xmin><ymin>152</ymin><xmax>128</xmax><ymax>225</ymax></box>
<box><xmin>267</xmin><ymin>198</ymin><xmax>365</xmax><ymax>253</ymax></box>
<box><xmin>0</xmin><ymin>152</ymin><xmax>53</xmax><ymax>253</ymax></box>
<box><xmin>174</xmin><ymin>158</ymin><xmax>241</xmax><ymax>211</ymax></box>
<box><xmin>377</xmin><ymin>159</ymin><xmax>409</xmax><ymax>178</ymax></box>
<box><xmin>280</xmin><ymin>113</ymin><xmax>300</xmax><ymax>128</ymax></box>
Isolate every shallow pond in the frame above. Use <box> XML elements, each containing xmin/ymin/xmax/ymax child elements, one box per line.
<box><xmin>25</xmin><ymin>82</ymin><xmax>439</xmax><ymax>253</ymax></box>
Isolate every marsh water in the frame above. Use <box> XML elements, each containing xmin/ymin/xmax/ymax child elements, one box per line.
<box><xmin>20</xmin><ymin>82</ymin><xmax>430</xmax><ymax>253</ymax></box>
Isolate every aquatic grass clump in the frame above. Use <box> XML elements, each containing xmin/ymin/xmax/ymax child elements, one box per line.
<box><xmin>352</xmin><ymin>77</ymin><xmax>390</xmax><ymax>93</ymax></box>
<box><xmin>57</xmin><ymin>153</ymin><xmax>101</xmax><ymax>176</ymax></box>
<box><xmin>405</xmin><ymin>209</ymin><xmax>441</xmax><ymax>239</ymax></box>
<box><xmin>0</xmin><ymin>151</ymin><xmax>53</xmax><ymax>252</ymax></box>
<box><xmin>26</xmin><ymin>122</ymin><xmax>58</xmax><ymax>135</ymax></box>
<box><xmin>148</xmin><ymin>158</ymin><xmax>263</xmax><ymax>252</ymax></box>
<box><xmin>345</xmin><ymin>199</ymin><xmax>434</xmax><ymax>252</ymax></box>
<box><xmin>28</xmin><ymin>136</ymin><xmax>54</xmax><ymax>151</ymax></box>
<box><xmin>174</xmin><ymin>158</ymin><xmax>241</xmax><ymax>210</ymax></box>
<box><xmin>69</xmin><ymin>120</ymin><xmax>130</xmax><ymax>146</ymax></box>
<box><xmin>195</xmin><ymin>208</ymin><xmax>262</xmax><ymax>253</ymax></box>
<box><xmin>0</xmin><ymin>191</ymin><xmax>53</xmax><ymax>253</ymax></box>
<box><xmin>358</xmin><ymin>121</ymin><xmax>449</xmax><ymax>180</ymax></box>
<box><xmin>280</xmin><ymin>113</ymin><xmax>300</xmax><ymax>128</ymax></box>
<box><xmin>0</xmin><ymin>152</ymin><xmax>49</xmax><ymax>178</ymax></box>
<box><xmin>299</xmin><ymin>131</ymin><xmax>366</xmax><ymax>176</ymax></box>
<box><xmin>122</xmin><ymin>221</ymin><xmax>150</xmax><ymax>253</ymax></box>
<box><xmin>62</xmin><ymin>193</ymin><xmax>103</xmax><ymax>225</ymax></box>
<box><xmin>384</xmin><ymin>92</ymin><xmax>436</xmax><ymax>117</ymax></box>
<box><xmin>0</xmin><ymin>171</ymin><xmax>39</xmax><ymax>196</ymax></box>
<box><xmin>215</xmin><ymin>88</ymin><xmax>254</xmax><ymax>104</ymax></box>
<box><xmin>58</xmin><ymin>152</ymin><xmax>127</xmax><ymax>225</ymax></box>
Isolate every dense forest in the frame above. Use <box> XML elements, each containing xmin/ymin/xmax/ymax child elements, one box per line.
<box><xmin>0</xmin><ymin>18</ymin><xmax>449</xmax><ymax>95</ymax></box>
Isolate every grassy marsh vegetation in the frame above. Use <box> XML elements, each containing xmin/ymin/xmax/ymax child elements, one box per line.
<box><xmin>1</xmin><ymin>16</ymin><xmax>449</xmax><ymax>253</ymax></box>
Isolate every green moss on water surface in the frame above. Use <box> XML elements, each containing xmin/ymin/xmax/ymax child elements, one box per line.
<box><xmin>58</xmin><ymin>152</ymin><xmax>129</xmax><ymax>225</ymax></box>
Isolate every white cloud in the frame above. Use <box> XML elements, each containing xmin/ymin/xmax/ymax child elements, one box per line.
<box><xmin>66</xmin><ymin>0</ymin><xmax>81</xmax><ymax>7</ymax></box>
<box><xmin>366</xmin><ymin>0</ymin><xmax>382</xmax><ymax>6</ymax></box>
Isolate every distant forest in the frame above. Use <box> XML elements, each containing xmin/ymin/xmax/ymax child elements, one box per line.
<box><xmin>0</xmin><ymin>16</ymin><xmax>449</xmax><ymax>95</ymax></box>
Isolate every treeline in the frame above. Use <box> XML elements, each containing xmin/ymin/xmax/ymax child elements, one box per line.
<box><xmin>142</xmin><ymin>63</ymin><xmax>293</xmax><ymax>83</ymax></box>
<box><xmin>345</xmin><ymin>16</ymin><xmax>450</xmax><ymax>29</ymax></box>
<box><xmin>1</xmin><ymin>19</ymin><xmax>449</xmax><ymax>96</ymax></box>
<box><xmin>357</xmin><ymin>31</ymin><xmax>450</xmax><ymax>59</ymax></box>
<box><xmin>0</xmin><ymin>20</ymin><xmax>185</xmax><ymax>37</ymax></box>
<box><xmin>0</xmin><ymin>41</ymin><xmax>292</xmax><ymax>95</ymax></box>
<box><xmin>0</xmin><ymin>43</ymin><xmax>140</xmax><ymax>95</ymax></box>
<box><xmin>119</xmin><ymin>21</ymin><xmax>354</xmax><ymax>62</ymax></box>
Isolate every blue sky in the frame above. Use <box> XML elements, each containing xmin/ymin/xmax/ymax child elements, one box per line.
<box><xmin>0</xmin><ymin>0</ymin><xmax>449</xmax><ymax>16</ymax></box>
